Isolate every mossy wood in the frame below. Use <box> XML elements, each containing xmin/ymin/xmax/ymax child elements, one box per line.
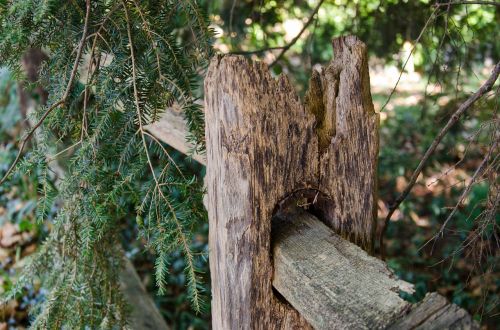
<box><xmin>204</xmin><ymin>36</ymin><xmax>379</xmax><ymax>328</ymax></box>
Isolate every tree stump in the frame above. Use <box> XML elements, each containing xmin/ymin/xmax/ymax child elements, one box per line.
<box><xmin>204</xmin><ymin>36</ymin><xmax>379</xmax><ymax>329</ymax></box>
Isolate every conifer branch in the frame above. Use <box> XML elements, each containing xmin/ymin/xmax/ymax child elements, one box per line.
<box><xmin>0</xmin><ymin>0</ymin><xmax>91</xmax><ymax>186</ymax></box>
<box><xmin>122</xmin><ymin>0</ymin><xmax>202</xmax><ymax>312</ymax></box>
<box><xmin>130</xmin><ymin>0</ymin><xmax>192</xmax><ymax>107</ymax></box>
<box><xmin>2</xmin><ymin>0</ymin><xmax>210</xmax><ymax>324</ymax></box>
<box><xmin>143</xmin><ymin>131</ymin><xmax>186</xmax><ymax>179</ymax></box>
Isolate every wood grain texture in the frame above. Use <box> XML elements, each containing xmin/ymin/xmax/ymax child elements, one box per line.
<box><xmin>145</xmin><ymin>107</ymin><xmax>206</xmax><ymax>165</ymax></box>
<box><xmin>388</xmin><ymin>293</ymin><xmax>479</xmax><ymax>330</ymax></box>
<box><xmin>272</xmin><ymin>207</ymin><xmax>413</xmax><ymax>329</ymax></box>
<box><xmin>205</xmin><ymin>35</ymin><xmax>379</xmax><ymax>329</ymax></box>
<box><xmin>145</xmin><ymin>38</ymin><xmax>477</xmax><ymax>330</ymax></box>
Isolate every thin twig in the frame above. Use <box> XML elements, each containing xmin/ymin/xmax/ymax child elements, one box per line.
<box><xmin>269</xmin><ymin>0</ymin><xmax>325</xmax><ymax>67</ymax></box>
<box><xmin>229</xmin><ymin>46</ymin><xmax>285</xmax><ymax>55</ymax></box>
<box><xmin>143</xmin><ymin>131</ymin><xmax>186</xmax><ymax>180</ymax></box>
<box><xmin>0</xmin><ymin>0</ymin><xmax>91</xmax><ymax>186</ymax></box>
<box><xmin>438</xmin><ymin>139</ymin><xmax>497</xmax><ymax>235</ymax></box>
<box><xmin>380</xmin><ymin>6</ymin><xmax>439</xmax><ymax>112</ymax></box>
<box><xmin>434</xmin><ymin>1</ymin><xmax>500</xmax><ymax>6</ymax></box>
<box><xmin>379</xmin><ymin>61</ymin><xmax>500</xmax><ymax>258</ymax></box>
<box><xmin>47</xmin><ymin>141</ymin><xmax>82</xmax><ymax>163</ymax></box>
<box><xmin>229</xmin><ymin>0</ymin><xmax>237</xmax><ymax>38</ymax></box>
<box><xmin>418</xmin><ymin>137</ymin><xmax>498</xmax><ymax>253</ymax></box>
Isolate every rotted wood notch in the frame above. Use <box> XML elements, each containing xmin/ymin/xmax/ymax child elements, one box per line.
<box><xmin>202</xmin><ymin>35</ymin><xmax>477</xmax><ymax>329</ymax></box>
<box><xmin>205</xmin><ymin>35</ymin><xmax>378</xmax><ymax>329</ymax></box>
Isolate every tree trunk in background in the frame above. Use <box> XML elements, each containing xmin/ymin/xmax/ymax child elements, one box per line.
<box><xmin>18</xmin><ymin>48</ymin><xmax>48</xmax><ymax>123</ymax></box>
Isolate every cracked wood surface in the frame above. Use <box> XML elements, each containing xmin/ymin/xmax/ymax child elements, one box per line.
<box><xmin>272</xmin><ymin>207</ymin><xmax>413</xmax><ymax>329</ymax></box>
<box><xmin>204</xmin><ymin>35</ymin><xmax>378</xmax><ymax>329</ymax></box>
<box><xmin>273</xmin><ymin>208</ymin><xmax>478</xmax><ymax>330</ymax></box>
<box><xmin>389</xmin><ymin>292</ymin><xmax>479</xmax><ymax>330</ymax></box>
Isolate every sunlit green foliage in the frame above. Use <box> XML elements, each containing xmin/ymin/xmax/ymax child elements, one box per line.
<box><xmin>213</xmin><ymin>0</ymin><xmax>498</xmax><ymax>90</ymax></box>
<box><xmin>0</xmin><ymin>0</ymin><xmax>498</xmax><ymax>328</ymax></box>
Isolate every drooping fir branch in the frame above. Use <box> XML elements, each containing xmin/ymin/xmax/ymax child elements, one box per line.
<box><xmin>0</xmin><ymin>0</ymin><xmax>212</xmax><ymax>327</ymax></box>
<box><xmin>122</xmin><ymin>0</ymin><xmax>203</xmax><ymax>311</ymax></box>
<box><xmin>0</xmin><ymin>0</ymin><xmax>91</xmax><ymax>186</ymax></box>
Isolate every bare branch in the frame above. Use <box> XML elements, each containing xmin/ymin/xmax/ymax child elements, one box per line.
<box><xmin>0</xmin><ymin>0</ymin><xmax>91</xmax><ymax>186</ymax></box>
<box><xmin>229</xmin><ymin>0</ymin><xmax>237</xmax><ymax>38</ymax></box>
<box><xmin>229</xmin><ymin>46</ymin><xmax>285</xmax><ymax>55</ymax></box>
<box><xmin>380</xmin><ymin>7</ymin><xmax>439</xmax><ymax>112</ymax></box>
<box><xmin>438</xmin><ymin>139</ymin><xmax>497</xmax><ymax>235</ymax></box>
<box><xmin>417</xmin><ymin>138</ymin><xmax>498</xmax><ymax>253</ymax></box>
<box><xmin>269</xmin><ymin>0</ymin><xmax>325</xmax><ymax>67</ymax></box>
<box><xmin>434</xmin><ymin>1</ymin><xmax>500</xmax><ymax>6</ymax></box>
<box><xmin>379</xmin><ymin>61</ymin><xmax>500</xmax><ymax>257</ymax></box>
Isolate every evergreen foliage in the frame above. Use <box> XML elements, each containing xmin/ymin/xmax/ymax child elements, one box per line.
<box><xmin>0</xmin><ymin>0</ymin><xmax>212</xmax><ymax>327</ymax></box>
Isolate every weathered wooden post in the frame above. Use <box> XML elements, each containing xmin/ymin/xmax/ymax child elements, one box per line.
<box><xmin>204</xmin><ymin>36</ymin><xmax>379</xmax><ymax>328</ymax></box>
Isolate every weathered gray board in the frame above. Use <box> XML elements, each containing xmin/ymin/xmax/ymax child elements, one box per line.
<box><xmin>389</xmin><ymin>292</ymin><xmax>479</xmax><ymax>330</ymax></box>
<box><xmin>272</xmin><ymin>207</ymin><xmax>478</xmax><ymax>329</ymax></box>
<box><xmin>145</xmin><ymin>107</ymin><xmax>206</xmax><ymax>165</ymax></box>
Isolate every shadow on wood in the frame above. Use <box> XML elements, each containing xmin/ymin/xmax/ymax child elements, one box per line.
<box><xmin>204</xmin><ymin>35</ymin><xmax>378</xmax><ymax>329</ymax></box>
<box><xmin>147</xmin><ymin>35</ymin><xmax>479</xmax><ymax>330</ymax></box>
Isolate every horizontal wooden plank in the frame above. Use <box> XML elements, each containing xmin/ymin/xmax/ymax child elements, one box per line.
<box><xmin>145</xmin><ymin>106</ymin><xmax>479</xmax><ymax>330</ymax></box>
<box><xmin>272</xmin><ymin>207</ymin><xmax>414</xmax><ymax>329</ymax></box>
<box><xmin>389</xmin><ymin>292</ymin><xmax>479</xmax><ymax>329</ymax></box>
<box><xmin>272</xmin><ymin>207</ymin><xmax>478</xmax><ymax>329</ymax></box>
<box><xmin>145</xmin><ymin>108</ymin><xmax>206</xmax><ymax>165</ymax></box>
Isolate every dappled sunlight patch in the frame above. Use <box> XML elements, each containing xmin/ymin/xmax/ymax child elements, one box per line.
<box><xmin>409</xmin><ymin>211</ymin><xmax>430</xmax><ymax>228</ymax></box>
<box><xmin>378</xmin><ymin>199</ymin><xmax>402</xmax><ymax>222</ymax></box>
<box><xmin>370</xmin><ymin>65</ymin><xmax>423</xmax><ymax>95</ymax></box>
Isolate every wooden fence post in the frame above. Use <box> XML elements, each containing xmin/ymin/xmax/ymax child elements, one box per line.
<box><xmin>204</xmin><ymin>36</ymin><xmax>379</xmax><ymax>329</ymax></box>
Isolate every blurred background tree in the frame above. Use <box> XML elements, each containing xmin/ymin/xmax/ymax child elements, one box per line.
<box><xmin>0</xmin><ymin>0</ymin><xmax>498</xmax><ymax>328</ymax></box>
